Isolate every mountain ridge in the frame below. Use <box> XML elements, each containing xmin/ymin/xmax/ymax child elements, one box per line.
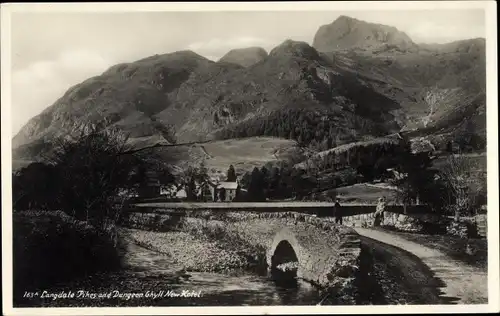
<box><xmin>219</xmin><ymin>46</ymin><xmax>268</xmax><ymax>67</ymax></box>
<box><xmin>12</xmin><ymin>15</ymin><xmax>486</xmax><ymax>163</ymax></box>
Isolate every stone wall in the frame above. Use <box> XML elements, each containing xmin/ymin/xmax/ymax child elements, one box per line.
<box><xmin>341</xmin><ymin>211</ymin><xmax>438</xmax><ymax>232</ymax></box>
<box><xmin>122</xmin><ymin>203</ymin><xmax>441</xmax><ymax>237</ymax></box>
<box><xmin>130</xmin><ymin>202</ymin><xmax>431</xmax><ymax>217</ymax></box>
<box><xmin>332</xmin><ymin>204</ymin><xmax>443</xmax><ymax>233</ymax></box>
<box><xmin>336</xmin><ymin>204</ymin><xmax>431</xmax><ymax>217</ymax></box>
<box><xmin>339</xmin><ymin>205</ymin><xmax>487</xmax><ymax>237</ymax></box>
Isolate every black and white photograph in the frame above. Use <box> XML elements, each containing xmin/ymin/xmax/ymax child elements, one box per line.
<box><xmin>1</xmin><ymin>1</ymin><xmax>498</xmax><ymax>315</ymax></box>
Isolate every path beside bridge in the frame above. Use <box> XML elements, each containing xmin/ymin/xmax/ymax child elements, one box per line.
<box><xmin>355</xmin><ymin>228</ymin><xmax>488</xmax><ymax>304</ymax></box>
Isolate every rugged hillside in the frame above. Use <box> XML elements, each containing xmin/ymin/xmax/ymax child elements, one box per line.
<box><xmin>167</xmin><ymin>39</ymin><xmax>400</xmax><ymax>143</ymax></box>
<box><xmin>313</xmin><ymin>15</ymin><xmax>418</xmax><ymax>53</ymax></box>
<box><xmin>314</xmin><ymin>17</ymin><xmax>486</xmax><ymax>145</ymax></box>
<box><xmin>13</xmin><ymin>51</ymin><xmax>214</xmax><ymax>150</ymax></box>
<box><xmin>218</xmin><ymin>47</ymin><xmax>268</xmax><ymax>67</ymax></box>
<box><xmin>13</xmin><ymin>16</ymin><xmax>486</xmax><ymax>163</ymax></box>
<box><xmin>13</xmin><ymin>39</ymin><xmax>402</xmax><ymax>161</ymax></box>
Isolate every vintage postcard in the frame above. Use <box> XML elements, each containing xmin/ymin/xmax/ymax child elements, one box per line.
<box><xmin>1</xmin><ymin>1</ymin><xmax>498</xmax><ymax>315</ymax></box>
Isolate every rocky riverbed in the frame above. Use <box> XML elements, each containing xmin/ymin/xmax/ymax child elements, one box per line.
<box><xmin>121</xmin><ymin>228</ymin><xmax>260</xmax><ymax>273</ymax></box>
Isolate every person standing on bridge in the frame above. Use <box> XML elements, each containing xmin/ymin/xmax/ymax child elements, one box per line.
<box><xmin>333</xmin><ymin>198</ymin><xmax>343</xmax><ymax>224</ymax></box>
<box><xmin>374</xmin><ymin>197</ymin><xmax>386</xmax><ymax>227</ymax></box>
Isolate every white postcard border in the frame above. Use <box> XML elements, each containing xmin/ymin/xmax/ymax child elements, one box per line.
<box><xmin>1</xmin><ymin>1</ymin><xmax>498</xmax><ymax>315</ymax></box>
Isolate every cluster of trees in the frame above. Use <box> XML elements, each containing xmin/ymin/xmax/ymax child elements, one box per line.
<box><xmin>445</xmin><ymin>130</ymin><xmax>486</xmax><ymax>154</ymax></box>
<box><xmin>384</xmin><ymin>138</ymin><xmax>486</xmax><ymax>219</ymax></box>
<box><xmin>237</xmin><ymin>134</ymin><xmax>484</xmax><ymax>221</ymax></box>
<box><xmin>233</xmin><ymin>138</ymin><xmax>408</xmax><ymax>202</ymax></box>
<box><xmin>12</xmin><ymin>124</ymin><xmax>150</xmax><ymax>229</ymax></box>
<box><xmin>239</xmin><ymin>164</ymin><xmax>316</xmax><ymax>201</ymax></box>
<box><xmin>438</xmin><ymin>154</ymin><xmax>487</xmax><ymax>219</ymax></box>
<box><xmin>13</xmin><ymin>162</ymin><xmax>60</xmax><ymax>211</ymax></box>
<box><xmin>301</xmin><ymin>138</ymin><xmax>405</xmax><ymax>183</ymax></box>
<box><xmin>215</xmin><ymin>108</ymin><xmax>385</xmax><ymax>150</ymax></box>
<box><xmin>388</xmin><ymin>141</ymin><xmax>444</xmax><ymax>208</ymax></box>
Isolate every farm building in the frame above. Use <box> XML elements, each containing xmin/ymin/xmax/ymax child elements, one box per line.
<box><xmin>217</xmin><ymin>181</ymin><xmax>240</xmax><ymax>202</ymax></box>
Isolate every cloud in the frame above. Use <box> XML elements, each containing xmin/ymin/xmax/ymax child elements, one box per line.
<box><xmin>203</xmin><ymin>56</ymin><xmax>220</xmax><ymax>62</ymax></box>
<box><xmin>187</xmin><ymin>36</ymin><xmax>275</xmax><ymax>60</ymax></box>
<box><xmin>11</xmin><ymin>49</ymin><xmax>111</xmax><ymax>134</ymax></box>
<box><xmin>407</xmin><ymin>21</ymin><xmax>480</xmax><ymax>44</ymax></box>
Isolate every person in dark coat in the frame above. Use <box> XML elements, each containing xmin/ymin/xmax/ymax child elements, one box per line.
<box><xmin>334</xmin><ymin>198</ymin><xmax>342</xmax><ymax>224</ymax></box>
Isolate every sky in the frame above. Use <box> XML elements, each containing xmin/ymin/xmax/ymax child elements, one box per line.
<box><xmin>9</xmin><ymin>9</ymin><xmax>486</xmax><ymax>134</ymax></box>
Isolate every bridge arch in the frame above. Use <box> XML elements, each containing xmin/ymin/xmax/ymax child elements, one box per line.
<box><xmin>266</xmin><ymin>225</ymin><xmax>360</xmax><ymax>288</ymax></box>
<box><xmin>267</xmin><ymin>228</ymin><xmax>303</xmax><ymax>283</ymax></box>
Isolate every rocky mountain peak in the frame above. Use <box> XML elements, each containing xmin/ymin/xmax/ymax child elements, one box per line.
<box><xmin>218</xmin><ymin>47</ymin><xmax>268</xmax><ymax>67</ymax></box>
<box><xmin>269</xmin><ymin>39</ymin><xmax>321</xmax><ymax>60</ymax></box>
<box><xmin>313</xmin><ymin>15</ymin><xmax>417</xmax><ymax>52</ymax></box>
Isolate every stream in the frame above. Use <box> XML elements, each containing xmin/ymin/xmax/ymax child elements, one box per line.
<box><xmin>22</xmin><ymin>238</ymin><xmax>323</xmax><ymax>307</ymax></box>
<box><xmin>118</xmin><ymin>240</ymin><xmax>324</xmax><ymax>306</ymax></box>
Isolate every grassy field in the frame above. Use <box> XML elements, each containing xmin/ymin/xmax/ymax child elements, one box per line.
<box><xmin>141</xmin><ymin>136</ymin><xmax>303</xmax><ymax>177</ymax></box>
<box><xmin>295</xmin><ymin>135</ymin><xmax>400</xmax><ymax>169</ymax></box>
<box><xmin>335</xmin><ymin>183</ymin><xmax>399</xmax><ymax>204</ymax></box>
<box><xmin>202</xmin><ymin>137</ymin><xmax>300</xmax><ymax>175</ymax></box>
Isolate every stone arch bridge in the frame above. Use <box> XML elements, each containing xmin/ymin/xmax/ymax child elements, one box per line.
<box><xmin>123</xmin><ymin>210</ymin><xmax>362</xmax><ymax>288</ymax></box>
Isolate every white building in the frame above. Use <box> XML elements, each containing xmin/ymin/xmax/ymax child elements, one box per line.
<box><xmin>217</xmin><ymin>181</ymin><xmax>240</xmax><ymax>202</ymax></box>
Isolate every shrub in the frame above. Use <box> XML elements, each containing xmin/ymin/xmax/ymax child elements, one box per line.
<box><xmin>13</xmin><ymin>211</ymin><xmax>123</xmax><ymax>303</ymax></box>
<box><xmin>12</xmin><ymin>163</ymin><xmax>59</xmax><ymax>211</ymax></box>
<box><xmin>445</xmin><ymin>220</ymin><xmax>479</xmax><ymax>239</ymax></box>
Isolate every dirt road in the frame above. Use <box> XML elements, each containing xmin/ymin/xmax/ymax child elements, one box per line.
<box><xmin>355</xmin><ymin>228</ymin><xmax>488</xmax><ymax>304</ymax></box>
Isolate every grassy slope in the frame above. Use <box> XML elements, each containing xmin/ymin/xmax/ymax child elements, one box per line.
<box><xmin>201</xmin><ymin>137</ymin><xmax>301</xmax><ymax>176</ymax></box>
<box><xmin>136</xmin><ymin>136</ymin><xmax>303</xmax><ymax>177</ymax></box>
<box><xmin>295</xmin><ymin>134</ymin><xmax>401</xmax><ymax>169</ymax></box>
<box><xmin>335</xmin><ymin>183</ymin><xmax>398</xmax><ymax>204</ymax></box>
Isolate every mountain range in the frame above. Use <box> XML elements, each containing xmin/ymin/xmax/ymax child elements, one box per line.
<box><xmin>12</xmin><ymin>15</ymin><xmax>486</xmax><ymax>164</ymax></box>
